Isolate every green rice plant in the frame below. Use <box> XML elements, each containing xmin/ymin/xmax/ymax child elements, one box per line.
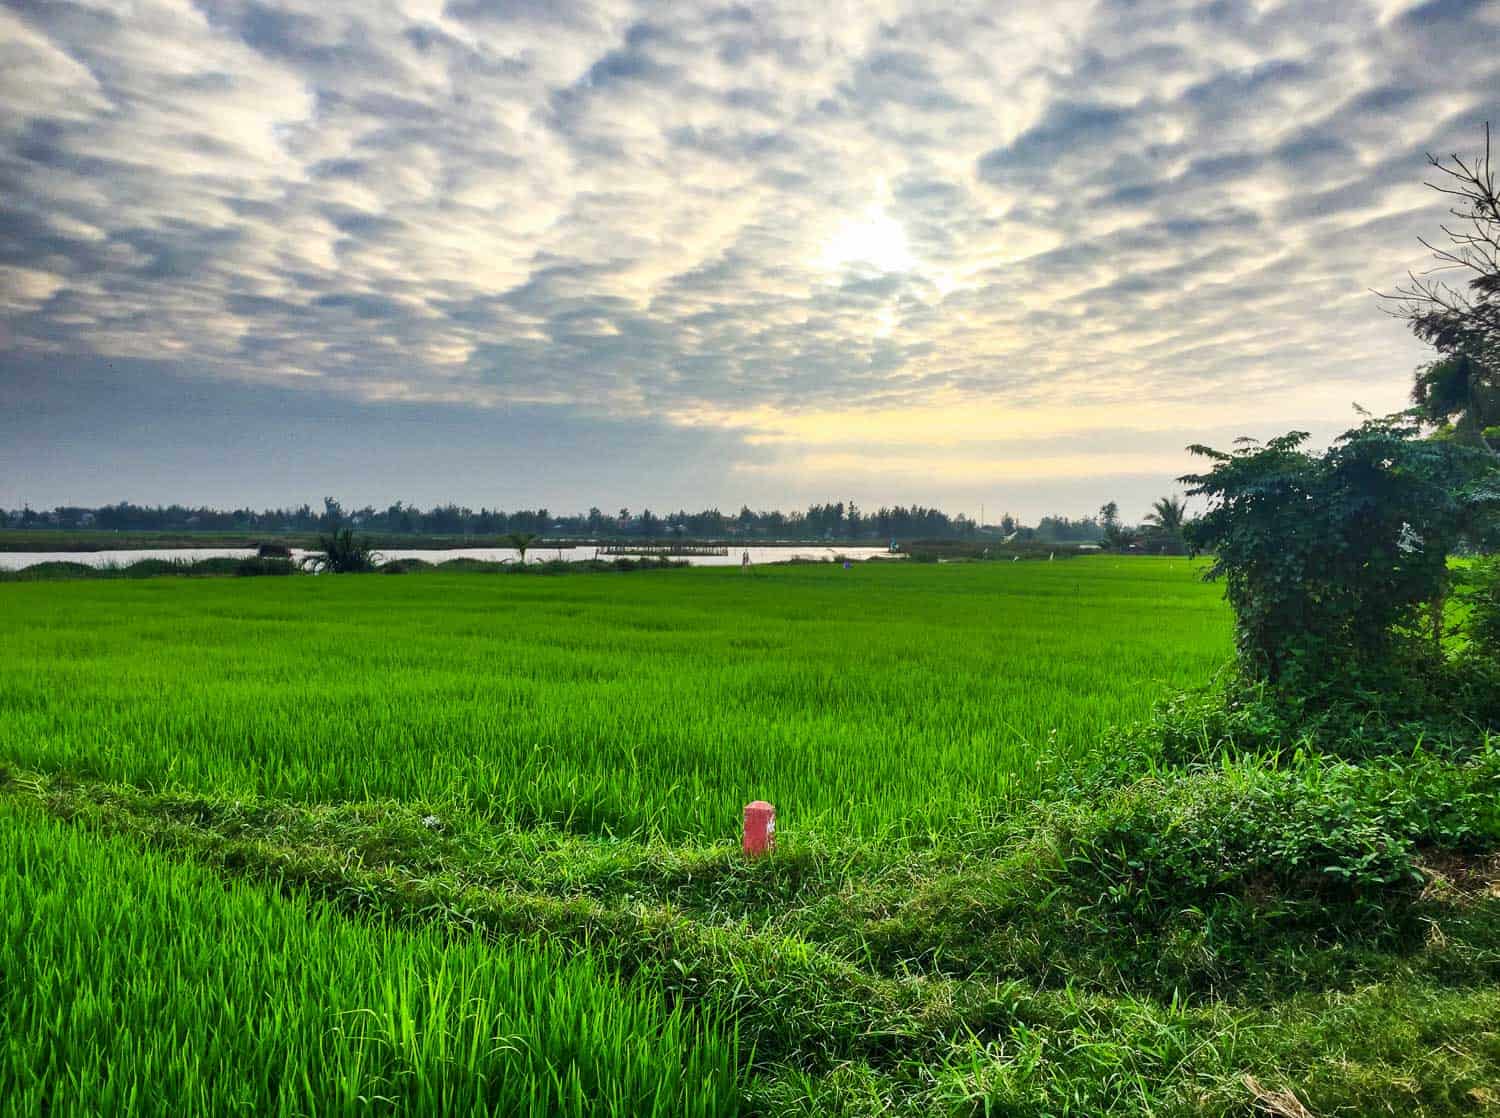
<box><xmin>0</xmin><ymin>802</ymin><xmax>738</xmax><ymax>1118</ymax></box>
<box><xmin>0</xmin><ymin>558</ymin><xmax>1231</xmax><ymax>841</ymax></box>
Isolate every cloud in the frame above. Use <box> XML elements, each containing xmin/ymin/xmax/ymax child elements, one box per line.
<box><xmin>1</xmin><ymin>0</ymin><xmax>1497</xmax><ymax>513</ymax></box>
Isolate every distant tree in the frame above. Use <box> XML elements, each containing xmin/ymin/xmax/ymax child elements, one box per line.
<box><xmin>1385</xmin><ymin>124</ymin><xmax>1499</xmax><ymax>452</ymax></box>
<box><xmin>306</xmin><ymin>528</ymin><xmax>378</xmax><ymax>573</ymax></box>
<box><xmin>1144</xmin><ymin>496</ymin><xmax>1185</xmax><ymax>533</ymax></box>
<box><xmin>1142</xmin><ymin>495</ymin><xmax>1189</xmax><ymax>554</ymax></box>
<box><xmin>1099</xmin><ymin>501</ymin><xmax>1129</xmax><ymax>550</ymax></box>
<box><xmin>4</xmin><ymin>496</ymin><xmax>1025</xmax><ymax>545</ymax></box>
<box><xmin>383</xmin><ymin>501</ymin><xmax>414</xmax><ymax>533</ymax></box>
<box><xmin>505</xmin><ymin>531</ymin><xmax>539</xmax><ymax>563</ymax></box>
<box><xmin>1035</xmin><ymin>515</ymin><xmax>1100</xmax><ymax>543</ymax></box>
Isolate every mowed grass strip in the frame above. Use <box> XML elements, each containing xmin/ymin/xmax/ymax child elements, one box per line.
<box><xmin>0</xmin><ymin>558</ymin><xmax>1229</xmax><ymax>840</ymax></box>
<box><xmin>0</xmin><ymin>801</ymin><xmax>738</xmax><ymax>1118</ymax></box>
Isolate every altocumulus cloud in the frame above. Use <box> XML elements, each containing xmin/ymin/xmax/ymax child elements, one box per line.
<box><xmin>0</xmin><ymin>0</ymin><xmax>1497</xmax><ymax>515</ymax></box>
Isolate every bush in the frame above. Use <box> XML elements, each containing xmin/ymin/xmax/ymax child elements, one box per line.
<box><xmin>1183</xmin><ymin>415</ymin><xmax>1497</xmax><ymax>693</ymax></box>
<box><xmin>379</xmin><ymin>558</ymin><xmax>432</xmax><ymax>574</ymax></box>
<box><xmin>304</xmin><ymin>529</ymin><xmax>378</xmax><ymax>574</ymax></box>
<box><xmin>0</xmin><ymin>561</ymin><xmax>96</xmax><ymax>581</ymax></box>
<box><xmin>868</xmin><ymin>744</ymin><xmax>1500</xmax><ymax>993</ymax></box>
<box><xmin>1461</xmin><ymin>556</ymin><xmax>1500</xmax><ymax>657</ymax></box>
<box><xmin>436</xmin><ymin>557</ymin><xmax>507</xmax><ymax>573</ymax></box>
<box><xmin>122</xmin><ymin>558</ymin><xmax>192</xmax><ymax>577</ymax></box>
<box><xmin>234</xmin><ymin>557</ymin><xmax>295</xmax><ymax>577</ymax></box>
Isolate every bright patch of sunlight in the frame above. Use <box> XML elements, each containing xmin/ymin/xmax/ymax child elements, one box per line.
<box><xmin>817</xmin><ymin>205</ymin><xmax>916</xmax><ymax>275</ymax></box>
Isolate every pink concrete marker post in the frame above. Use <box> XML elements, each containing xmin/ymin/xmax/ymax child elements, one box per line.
<box><xmin>743</xmin><ymin>800</ymin><xmax>775</xmax><ymax>857</ymax></box>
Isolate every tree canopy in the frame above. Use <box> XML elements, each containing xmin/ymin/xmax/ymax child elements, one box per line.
<box><xmin>1182</xmin><ymin>416</ymin><xmax>1497</xmax><ymax>689</ymax></box>
<box><xmin>1387</xmin><ymin>125</ymin><xmax>1500</xmax><ymax>451</ymax></box>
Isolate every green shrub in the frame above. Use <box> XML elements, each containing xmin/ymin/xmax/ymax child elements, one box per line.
<box><xmin>233</xmin><ymin>557</ymin><xmax>295</xmax><ymax>577</ymax></box>
<box><xmin>436</xmin><ymin>557</ymin><xmax>507</xmax><ymax>573</ymax></box>
<box><xmin>305</xmin><ymin>528</ymin><xmax>379</xmax><ymax>574</ymax></box>
<box><xmin>1183</xmin><ymin>415</ymin><xmax>1497</xmax><ymax>694</ymax></box>
<box><xmin>379</xmin><ymin>558</ymin><xmax>432</xmax><ymax>574</ymax></box>
<box><xmin>1460</xmin><ymin>556</ymin><xmax>1500</xmax><ymax>656</ymax></box>
<box><xmin>122</xmin><ymin>558</ymin><xmax>192</xmax><ymax>577</ymax></box>
<box><xmin>0</xmin><ymin>561</ymin><xmax>97</xmax><ymax>581</ymax></box>
<box><xmin>870</xmin><ymin>745</ymin><xmax>1500</xmax><ymax>993</ymax></box>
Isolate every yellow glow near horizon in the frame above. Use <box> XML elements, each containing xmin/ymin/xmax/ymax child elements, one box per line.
<box><xmin>675</xmin><ymin>397</ymin><xmax>1210</xmax><ymax>446</ymax></box>
<box><xmin>667</xmin><ymin>372</ymin><xmax>1412</xmax><ymax>456</ymax></box>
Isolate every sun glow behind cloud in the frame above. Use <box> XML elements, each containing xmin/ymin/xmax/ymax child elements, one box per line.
<box><xmin>816</xmin><ymin>205</ymin><xmax>917</xmax><ymax>276</ymax></box>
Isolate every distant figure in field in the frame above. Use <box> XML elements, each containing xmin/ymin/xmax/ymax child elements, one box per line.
<box><xmin>741</xmin><ymin>550</ymin><xmax>750</xmax><ymax>572</ymax></box>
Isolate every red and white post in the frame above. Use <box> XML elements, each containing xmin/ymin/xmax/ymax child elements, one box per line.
<box><xmin>743</xmin><ymin>800</ymin><xmax>775</xmax><ymax>857</ymax></box>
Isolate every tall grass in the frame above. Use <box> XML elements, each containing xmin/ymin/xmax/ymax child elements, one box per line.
<box><xmin>0</xmin><ymin>558</ymin><xmax>1230</xmax><ymax>840</ymax></box>
<box><xmin>0</xmin><ymin>802</ymin><xmax>738</xmax><ymax>1117</ymax></box>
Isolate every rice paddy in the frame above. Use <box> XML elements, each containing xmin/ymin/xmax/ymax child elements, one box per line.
<box><xmin>6</xmin><ymin>558</ymin><xmax>1495</xmax><ymax>1114</ymax></box>
<box><xmin>0</xmin><ymin>558</ymin><xmax>1229</xmax><ymax>840</ymax></box>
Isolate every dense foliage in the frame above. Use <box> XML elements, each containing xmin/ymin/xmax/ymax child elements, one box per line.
<box><xmin>1182</xmin><ymin>414</ymin><xmax>1497</xmax><ymax>690</ymax></box>
<box><xmin>1388</xmin><ymin>126</ymin><xmax>1500</xmax><ymax>452</ymax></box>
<box><xmin>305</xmin><ymin>527</ymin><xmax>380</xmax><ymax>573</ymax></box>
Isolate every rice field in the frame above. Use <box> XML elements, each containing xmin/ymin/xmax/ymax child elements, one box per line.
<box><xmin>0</xmin><ymin>558</ymin><xmax>1230</xmax><ymax>841</ymax></box>
<box><xmin>3</xmin><ymin>557</ymin><xmax>1274</xmax><ymax>1115</ymax></box>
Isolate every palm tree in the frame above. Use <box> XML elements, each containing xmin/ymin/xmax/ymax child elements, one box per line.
<box><xmin>1143</xmin><ymin>496</ymin><xmax>1188</xmax><ymax>554</ymax></box>
<box><xmin>1144</xmin><ymin>496</ymin><xmax>1187</xmax><ymax>534</ymax></box>
<box><xmin>505</xmin><ymin>531</ymin><xmax>540</xmax><ymax>564</ymax></box>
<box><xmin>306</xmin><ymin>528</ymin><xmax>378</xmax><ymax>573</ymax></box>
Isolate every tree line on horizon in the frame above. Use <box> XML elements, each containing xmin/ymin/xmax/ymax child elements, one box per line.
<box><xmin>0</xmin><ymin>496</ymin><xmax>1162</xmax><ymax>545</ymax></box>
<box><xmin>0</xmin><ymin>501</ymin><xmax>1086</xmax><ymax>546</ymax></box>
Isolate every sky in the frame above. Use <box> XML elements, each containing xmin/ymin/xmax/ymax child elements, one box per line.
<box><xmin>1</xmin><ymin>0</ymin><xmax>1497</xmax><ymax>523</ymax></box>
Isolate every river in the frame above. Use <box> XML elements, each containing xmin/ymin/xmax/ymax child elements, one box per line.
<box><xmin>0</xmin><ymin>545</ymin><xmax>903</xmax><ymax>572</ymax></box>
